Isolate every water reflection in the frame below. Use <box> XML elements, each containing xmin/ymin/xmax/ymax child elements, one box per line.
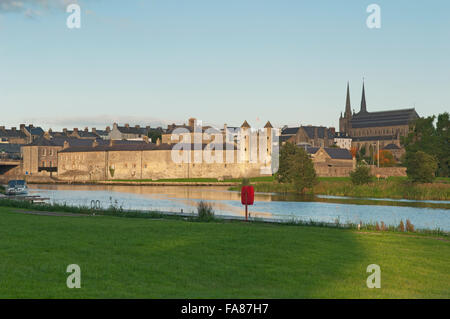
<box><xmin>28</xmin><ymin>184</ymin><xmax>450</xmax><ymax>231</ymax></box>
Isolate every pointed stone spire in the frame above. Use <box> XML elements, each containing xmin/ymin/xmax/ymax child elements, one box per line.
<box><xmin>345</xmin><ymin>82</ymin><xmax>351</xmax><ymax>117</ymax></box>
<box><xmin>360</xmin><ymin>81</ymin><xmax>367</xmax><ymax>113</ymax></box>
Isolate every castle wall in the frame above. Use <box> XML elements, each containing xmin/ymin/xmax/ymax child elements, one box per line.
<box><xmin>57</xmin><ymin>149</ymin><xmax>270</xmax><ymax>182</ymax></box>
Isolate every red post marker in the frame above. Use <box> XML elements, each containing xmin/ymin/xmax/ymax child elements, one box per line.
<box><xmin>241</xmin><ymin>185</ymin><xmax>254</xmax><ymax>221</ymax></box>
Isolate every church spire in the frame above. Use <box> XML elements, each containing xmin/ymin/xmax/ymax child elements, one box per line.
<box><xmin>360</xmin><ymin>80</ymin><xmax>367</xmax><ymax>113</ymax></box>
<box><xmin>345</xmin><ymin>81</ymin><xmax>351</xmax><ymax>117</ymax></box>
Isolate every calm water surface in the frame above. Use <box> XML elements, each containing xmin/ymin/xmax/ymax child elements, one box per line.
<box><xmin>28</xmin><ymin>184</ymin><xmax>450</xmax><ymax>231</ymax></box>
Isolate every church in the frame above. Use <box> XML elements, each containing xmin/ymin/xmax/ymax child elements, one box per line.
<box><xmin>339</xmin><ymin>82</ymin><xmax>419</xmax><ymax>157</ymax></box>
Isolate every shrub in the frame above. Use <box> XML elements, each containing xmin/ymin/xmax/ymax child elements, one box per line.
<box><xmin>350</xmin><ymin>164</ymin><xmax>373</xmax><ymax>185</ymax></box>
<box><xmin>197</xmin><ymin>201</ymin><xmax>215</xmax><ymax>221</ymax></box>
<box><xmin>406</xmin><ymin>219</ymin><xmax>415</xmax><ymax>232</ymax></box>
<box><xmin>241</xmin><ymin>178</ymin><xmax>250</xmax><ymax>186</ymax></box>
<box><xmin>405</xmin><ymin>151</ymin><xmax>438</xmax><ymax>183</ymax></box>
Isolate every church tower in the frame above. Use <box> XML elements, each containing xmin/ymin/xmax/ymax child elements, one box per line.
<box><xmin>339</xmin><ymin>82</ymin><xmax>352</xmax><ymax>134</ymax></box>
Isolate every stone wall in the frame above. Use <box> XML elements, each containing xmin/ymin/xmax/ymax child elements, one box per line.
<box><xmin>370</xmin><ymin>166</ymin><xmax>407</xmax><ymax>178</ymax></box>
<box><xmin>57</xmin><ymin>149</ymin><xmax>269</xmax><ymax>182</ymax></box>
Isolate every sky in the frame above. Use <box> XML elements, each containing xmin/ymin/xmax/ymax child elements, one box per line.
<box><xmin>0</xmin><ymin>0</ymin><xmax>449</xmax><ymax>131</ymax></box>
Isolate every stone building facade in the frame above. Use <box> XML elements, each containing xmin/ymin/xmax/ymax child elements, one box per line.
<box><xmin>280</xmin><ymin>126</ymin><xmax>335</xmax><ymax>148</ymax></box>
<box><xmin>306</xmin><ymin>147</ymin><xmax>355</xmax><ymax>177</ymax></box>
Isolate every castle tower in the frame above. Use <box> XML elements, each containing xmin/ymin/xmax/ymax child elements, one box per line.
<box><xmin>264</xmin><ymin>121</ymin><xmax>273</xmax><ymax>159</ymax></box>
<box><xmin>239</xmin><ymin>120</ymin><xmax>250</xmax><ymax>163</ymax></box>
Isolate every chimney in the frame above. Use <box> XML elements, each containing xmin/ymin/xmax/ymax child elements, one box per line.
<box><xmin>146</xmin><ymin>126</ymin><xmax>150</xmax><ymax>130</ymax></box>
<box><xmin>63</xmin><ymin>128</ymin><xmax>67</xmax><ymax>134</ymax></box>
<box><xmin>29</xmin><ymin>124</ymin><xmax>33</xmax><ymax>128</ymax></box>
<box><xmin>73</xmin><ymin>128</ymin><xmax>78</xmax><ymax>133</ymax></box>
<box><xmin>48</xmin><ymin>128</ymin><xmax>53</xmax><ymax>133</ymax></box>
<box><xmin>188</xmin><ymin>118</ymin><xmax>196</xmax><ymax>128</ymax></box>
<box><xmin>11</xmin><ymin>127</ymin><xmax>16</xmax><ymax>131</ymax></box>
<box><xmin>20</xmin><ymin>124</ymin><xmax>25</xmax><ymax>130</ymax></box>
<box><xmin>0</xmin><ymin>126</ymin><xmax>5</xmax><ymax>130</ymax></box>
<box><xmin>113</xmin><ymin>123</ymin><xmax>118</xmax><ymax>130</ymax></box>
<box><xmin>135</xmin><ymin>125</ymin><xmax>140</xmax><ymax>129</ymax></box>
<box><xmin>84</xmin><ymin>127</ymin><xmax>89</xmax><ymax>132</ymax></box>
<box><xmin>329</xmin><ymin>127</ymin><xmax>336</xmax><ymax>135</ymax></box>
<box><xmin>92</xmin><ymin>128</ymin><xmax>97</xmax><ymax>134</ymax></box>
<box><xmin>125</xmin><ymin>123</ymin><xmax>129</xmax><ymax>128</ymax></box>
<box><xmin>106</xmin><ymin>126</ymin><xmax>111</xmax><ymax>133</ymax></box>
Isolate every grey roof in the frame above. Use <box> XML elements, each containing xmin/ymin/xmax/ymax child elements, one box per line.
<box><xmin>383</xmin><ymin>143</ymin><xmax>401</xmax><ymax>150</ymax></box>
<box><xmin>60</xmin><ymin>143</ymin><xmax>237</xmax><ymax>153</ymax></box>
<box><xmin>117</xmin><ymin>126</ymin><xmax>149</xmax><ymax>135</ymax></box>
<box><xmin>351</xmin><ymin>108</ymin><xmax>419</xmax><ymax>128</ymax></box>
<box><xmin>306</xmin><ymin>147</ymin><xmax>352</xmax><ymax>160</ymax></box>
<box><xmin>301</xmin><ymin>126</ymin><xmax>334</xmax><ymax>139</ymax></box>
<box><xmin>281</xmin><ymin>127</ymin><xmax>300</xmax><ymax>135</ymax></box>
<box><xmin>26</xmin><ymin>136</ymin><xmax>104</xmax><ymax>147</ymax></box>
<box><xmin>0</xmin><ymin>144</ymin><xmax>22</xmax><ymax>154</ymax></box>
<box><xmin>0</xmin><ymin>128</ymin><xmax>27</xmax><ymax>139</ymax></box>
<box><xmin>24</xmin><ymin>126</ymin><xmax>44</xmax><ymax>136</ymax></box>
<box><xmin>351</xmin><ymin>135</ymin><xmax>397</xmax><ymax>142</ymax></box>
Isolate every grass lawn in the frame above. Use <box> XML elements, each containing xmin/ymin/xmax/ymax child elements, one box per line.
<box><xmin>0</xmin><ymin>207</ymin><xmax>449</xmax><ymax>298</ymax></box>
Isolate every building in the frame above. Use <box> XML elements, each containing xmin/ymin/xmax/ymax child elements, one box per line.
<box><xmin>305</xmin><ymin>147</ymin><xmax>355</xmax><ymax>177</ymax></box>
<box><xmin>339</xmin><ymin>82</ymin><xmax>419</xmax><ymax>152</ymax></box>
<box><xmin>334</xmin><ymin>132</ymin><xmax>352</xmax><ymax>150</ymax></box>
<box><xmin>0</xmin><ymin>126</ymin><xmax>28</xmax><ymax>144</ymax></box>
<box><xmin>109</xmin><ymin>123</ymin><xmax>150</xmax><ymax>140</ymax></box>
<box><xmin>280</xmin><ymin>126</ymin><xmax>335</xmax><ymax>148</ymax></box>
<box><xmin>21</xmin><ymin>136</ymin><xmax>104</xmax><ymax>179</ymax></box>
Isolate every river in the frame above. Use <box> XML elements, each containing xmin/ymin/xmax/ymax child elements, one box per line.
<box><xmin>27</xmin><ymin>184</ymin><xmax>450</xmax><ymax>231</ymax></box>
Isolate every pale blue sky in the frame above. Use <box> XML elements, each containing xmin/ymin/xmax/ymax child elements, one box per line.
<box><xmin>0</xmin><ymin>0</ymin><xmax>449</xmax><ymax>130</ymax></box>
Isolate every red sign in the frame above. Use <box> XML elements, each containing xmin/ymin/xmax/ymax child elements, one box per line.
<box><xmin>241</xmin><ymin>186</ymin><xmax>254</xmax><ymax>205</ymax></box>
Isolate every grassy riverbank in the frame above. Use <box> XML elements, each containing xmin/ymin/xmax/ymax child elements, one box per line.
<box><xmin>230</xmin><ymin>177</ymin><xmax>450</xmax><ymax>201</ymax></box>
<box><xmin>0</xmin><ymin>205</ymin><xmax>449</xmax><ymax>298</ymax></box>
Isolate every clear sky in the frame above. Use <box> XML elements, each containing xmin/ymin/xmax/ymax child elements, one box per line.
<box><xmin>0</xmin><ymin>0</ymin><xmax>449</xmax><ymax>130</ymax></box>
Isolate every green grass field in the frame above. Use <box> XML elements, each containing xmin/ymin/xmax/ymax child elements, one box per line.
<box><xmin>0</xmin><ymin>207</ymin><xmax>449</xmax><ymax>298</ymax></box>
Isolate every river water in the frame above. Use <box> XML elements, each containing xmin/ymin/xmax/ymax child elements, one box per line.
<box><xmin>28</xmin><ymin>184</ymin><xmax>450</xmax><ymax>231</ymax></box>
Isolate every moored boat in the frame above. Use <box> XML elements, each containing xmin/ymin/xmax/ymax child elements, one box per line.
<box><xmin>5</xmin><ymin>180</ymin><xmax>28</xmax><ymax>196</ymax></box>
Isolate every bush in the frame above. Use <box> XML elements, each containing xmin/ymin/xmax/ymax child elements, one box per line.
<box><xmin>241</xmin><ymin>178</ymin><xmax>250</xmax><ymax>186</ymax></box>
<box><xmin>197</xmin><ymin>201</ymin><xmax>215</xmax><ymax>221</ymax></box>
<box><xmin>405</xmin><ymin>151</ymin><xmax>438</xmax><ymax>183</ymax></box>
<box><xmin>350</xmin><ymin>164</ymin><xmax>373</xmax><ymax>185</ymax></box>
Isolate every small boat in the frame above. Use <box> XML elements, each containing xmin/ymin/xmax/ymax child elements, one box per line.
<box><xmin>6</xmin><ymin>180</ymin><xmax>28</xmax><ymax>196</ymax></box>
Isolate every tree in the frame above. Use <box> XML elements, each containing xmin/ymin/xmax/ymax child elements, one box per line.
<box><xmin>350</xmin><ymin>164</ymin><xmax>373</xmax><ymax>185</ymax></box>
<box><xmin>148</xmin><ymin>128</ymin><xmax>163</xmax><ymax>143</ymax></box>
<box><xmin>402</xmin><ymin>112</ymin><xmax>449</xmax><ymax>177</ymax></box>
<box><xmin>277</xmin><ymin>143</ymin><xmax>317</xmax><ymax>193</ymax></box>
<box><xmin>404</xmin><ymin>151</ymin><xmax>438</xmax><ymax>183</ymax></box>
<box><xmin>375</xmin><ymin>150</ymin><xmax>396</xmax><ymax>167</ymax></box>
